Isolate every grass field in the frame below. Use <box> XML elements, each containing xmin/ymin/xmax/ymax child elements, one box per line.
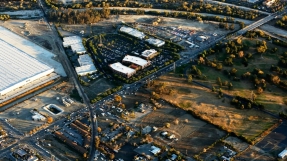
<box><xmin>150</xmin><ymin>75</ymin><xmax>278</xmax><ymax>142</ymax></box>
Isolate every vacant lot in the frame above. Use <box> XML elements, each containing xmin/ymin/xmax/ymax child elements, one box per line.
<box><xmin>235</xmin><ymin>147</ymin><xmax>276</xmax><ymax>161</ymax></box>
<box><xmin>151</xmin><ymin>75</ymin><xmax>278</xmax><ymax>142</ymax></box>
<box><xmin>141</xmin><ymin>102</ymin><xmax>226</xmax><ymax>155</ymax></box>
<box><xmin>83</xmin><ymin>77</ymin><xmax>115</xmax><ymax>99</ymax></box>
<box><xmin>42</xmin><ymin>135</ymin><xmax>84</xmax><ymax>161</ymax></box>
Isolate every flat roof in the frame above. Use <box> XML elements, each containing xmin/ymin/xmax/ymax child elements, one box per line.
<box><xmin>0</xmin><ymin>39</ymin><xmax>54</xmax><ymax>94</ymax></box>
<box><xmin>146</xmin><ymin>38</ymin><xmax>165</xmax><ymax>46</ymax></box>
<box><xmin>120</xmin><ymin>26</ymin><xmax>145</xmax><ymax>39</ymax></box>
<box><xmin>78</xmin><ymin>54</ymin><xmax>94</xmax><ymax>66</ymax></box>
<box><xmin>0</xmin><ymin>26</ymin><xmax>66</xmax><ymax>76</ymax></box>
<box><xmin>110</xmin><ymin>62</ymin><xmax>135</xmax><ymax>75</ymax></box>
<box><xmin>141</xmin><ymin>49</ymin><xmax>157</xmax><ymax>58</ymax></box>
<box><xmin>63</xmin><ymin>36</ymin><xmax>82</xmax><ymax>47</ymax></box>
<box><xmin>75</xmin><ymin>65</ymin><xmax>97</xmax><ymax>76</ymax></box>
<box><xmin>123</xmin><ymin>55</ymin><xmax>150</xmax><ymax>67</ymax></box>
<box><xmin>71</xmin><ymin>43</ymin><xmax>86</xmax><ymax>54</ymax></box>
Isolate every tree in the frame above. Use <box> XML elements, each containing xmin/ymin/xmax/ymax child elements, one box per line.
<box><xmin>174</xmin><ymin>119</ymin><xmax>179</xmax><ymax>125</ymax></box>
<box><xmin>114</xmin><ymin>95</ymin><xmax>122</xmax><ymax>102</ymax></box>
<box><xmin>238</xmin><ymin>51</ymin><xmax>244</xmax><ymax>58</ymax></box>
<box><xmin>257</xmin><ymin>87</ymin><xmax>263</xmax><ymax>94</ymax></box>
<box><xmin>97</xmin><ymin>127</ymin><xmax>102</xmax><ymax>133</ymax></box>
<box><xmin>119</xmin><ymin>103</ymin><xmax>125</xmax><ymax>109</ymax></box>
<box><xmin>95</xmin><ymin>136</ymin><xmax>100</xmax><ymax>148</ymax></box>
<box><xmin>187</xmin><ymin>75</ymin><xmax>193</xmax><ymax>83</ymax></box>
<box><xmin>165</xmin><ymin>123</ymin><xmax>170</xmax><ymax>128</ymax></box>
<box><xmin>236</xmin><ymin>38</ymin><xmax>242</xmax><ymax>45</ymax></box>
<box><xmin>109</xmin><ymin>153</ymin><xmax>115</xmax><ymax>160</ymax></box>
<box><xmin>47</xmin><ymin>117</ymin><xmax>53</xmax><ymax>124</ymax></box>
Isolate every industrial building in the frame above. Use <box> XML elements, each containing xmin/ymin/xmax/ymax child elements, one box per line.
<box><xmin>141</xmin><ymin>49</ymin><xmax>158</xmax><ymax>59</ymax></box>
<box><xmin>75</xmin><ymin>54</ymin><xmax>97</xmax><ymax>76</ymax></box>
<box><xmin>122</xmin><ymin>55</ymin><xmax>151</xmax><ymax>69</ymax></box>
<box><xmin>278</xmin><ymin>149</ymin><xmax>287</xmax><ymax>159</ymax></box>
<box><xmin>0</xmin><ymin>39</ymin><xmax>58</xmax><ymax>104</ymax></box>
<box><xmin>109</xmin><ymin>62</ymin><xmax>136</xmax><ymax>78</ymax></box>
<box><xmin>119</xmin><ymin>26</ymin><xmax>145</xmax><ymax>40</ymax></box>
<box><xmin>146</xmin><ymin>38</ymin><xmax>165</xmax><ymax>47</ymax></box>
<box><xmin>63</xmin><ymin>36</ymin><xmax>86</xmax><ymax>54</ymax></box>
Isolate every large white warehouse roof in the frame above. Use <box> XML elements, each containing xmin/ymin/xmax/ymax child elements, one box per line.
<box><xmin>0</xmin><ymin>39</ymin><xmax>54</xmax><ymax>95</ymax></box>
<box><xmin>0</xmin><ymin>26</ymin><xmax>66</xmax><ymax>77</ymax></box>
<box><xmin>110</xmin><ymin>62</ymin><xmax>136</xmax><ymax>75</ymax></box>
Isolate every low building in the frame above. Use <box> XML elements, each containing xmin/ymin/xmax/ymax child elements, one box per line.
<box><xmin>75</xmin><ymin>54</ymin><xmax>97</xmax><ymax>76</ymax></box>
<box><xmin>150</xmin><ymin>146</ymin><xmax>161</xmax><ymax>155</ymax></box>
<box><xmin>247</xmin><ymin>0</ymin><xmax>259</xmax><ymax>3</ymax></box>
<box><xmin>119</xmin><ymin>26</ymin><xmax>145</xmax><ymax>40</ymax></box>
<box><xmin>278</xmin><ymin>149</ymin><xmax>287</xmax><ymax>159</ymax></box>
<box><xmin>141</xmin><ymin>49</ymin><xmax>158</xmax><ymax>60</ymax></box>
<box><xmin>263</xmin><ymin>0</ymin><xmax>275</xmax><ymax>7</ymax></box>
<box><xmin>146</xmin><ymin>38</ymin><xmax>165</xmax><ymax>47</ymax></box>
<box><xmin>122</xmin><ymin>55</ymin><xmax>151</xmax><ymax>69</ymax></box>
<box><xmin>142</xmin><ymin>126</ymin><xmax>152</xmax><ymax>134</ymax></box>
<box><xmin>31</xmin><ymin>112</ymin><xmax>46</xmax><ymax>121</ymax></box>
<box><xmin>109</xmin><ymin>62</ymin><xmax>136</xmax><ymax>78</ymax></box>
<box><xmin>63</xmin><ymin>36</ymin><xmax>86</xmax><ymax>54</ymax></box>
<box><xmin>196</xmin><ymin>35</ymin><xmax>208</xmax><ymax>42</ymax></box>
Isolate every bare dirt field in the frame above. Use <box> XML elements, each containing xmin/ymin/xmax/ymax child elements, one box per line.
<box><xmin>223</xmin><ymin>136</ymin><xmax>250</xmax><ymax>152</ymax></box>
<box><xmin>140</xmin><ymin>102</ymin><xmax>226</xmax><ymax>156</ymax></box>
<box><xmin>151</xmin><ymin>75</ymin><xmax>278</xmax><ymax>142</ymax></box>
<box><xmin>235</xmin><ymin>147</ymin><xmax>276</xmax><ymax>161</ymax></box>
<box><xmin>42</xmin><ymin>134</ymin><xmax>84</xmax><ymax>161</ymax></box>
<box><xmin>0</xmin><ymin>19</ymin><xmax>60</xmax><ymax>55</ymax></box>
<box><xmin>0</xmin><ymin>82</ymin><xmax>85</xmax><ymax>133</ymax></box>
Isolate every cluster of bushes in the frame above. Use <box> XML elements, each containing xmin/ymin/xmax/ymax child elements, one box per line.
<box><xmin>279</xmin><ymin>112</ymin><xmax>287</xmax><ymax>119</ymax></box>
<box><xmin>0</xmin><ymin>14</ymin><xmax>10</xmax><ymax>21</ymax></box>
<box><xmin>270</xmin><ymin>65</ymin><xmax>287</xmax><ymax>78</ymax></box>
<box><xmin>90</xmin><ymin>86</ymin><xmax>122</xmax><ymax>103</ymax></box>
<box><xmin>230</xmin><ymin>96</ymin><xmax>265</xmax><ymax>110</ymax></box>
<box><xmin>275</xmin><ymin>15</ymin><xmax>287</xmax><ymax>30</ymax></box>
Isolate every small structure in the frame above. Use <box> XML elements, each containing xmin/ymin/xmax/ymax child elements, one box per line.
<box><xmin>63</xmin><ymin>36</ymin><xmax>86</xmax><ymax>54</ymax></box>
<box><xmin>146</xmin><ymin>38</ymin><xmax>165</xmax><ymax>47</ymax></box>
<box><xmin>142</xmin><ymin>126</ymin><xmax>152</xmax><ymax>134</ymax></box>
<box><xmin>150</xmin><ymin>146</ymin><xmax>161</xmax><ymax>155</ymax></box>
<box><xmin>31</xmin><ymin>111</ymin><xmax>46</xmax><ymax>121</ymax></box>
<box><xmin>263</xmin><ymin>0</ymin><xmax>275</xmax><ymax>8</ymax></box>
<box><xmin>141</xmin><ymin>49</ymin><xmax>158</xmax><ymax>60</ymax></box>
<box><xmin>196</xmin><ymin>36</ymin><xmax>208</xmax><ymax>42</ymax></box>
<box><xmin>75</xmin><ymin>54</ymin><xmax>97</xmax><ymax>76</ymax></box>
<box><xmin>278</xmin><ymin>149</ymin><xmax>287</xmax><ymax>159</ymax></box>
<box><xmin>109</xmin><ymin>62</ymin><xmax>136</xmax><ymax>78</ymax></box>
<box><xmin>119</xmin><ymin>26</ymin><xmax>145</xmax><ymax>40</ymax></box>
<box><xmin>43</xmin><ymin>104</ymin><xmax>64</xmax><ymax>115</ymax></box>
<box><xmin>171</xmin><ymin>154</ymin><xmax>177</xmax><ymax>161</ymax></box>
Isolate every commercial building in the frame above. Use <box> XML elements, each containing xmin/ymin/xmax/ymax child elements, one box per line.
<box><xmin>0</xmin><ymin>39</ymin><xmax>56</xmax><ymax>103</ymax></box>
<box><xmin>109</xmin><ymin>62</ymin><xmax>136</xmax><ymax>78</ymax></box>
<box><xmin>278</xmin><ymin>149</ymin><xmax>287</xmax><ymax>159</ymax></box>
<box><xmin>141</xmin><ymin>49</ymin><xmax>158</xmax><ymax>60</ymax></box>
<box><xmin>75</xmin><ymin>54</ymin><xmax>97</xmax><ymax>76</ymax></box>
<box><xmin>146</xmin><ymin>38</ymin><xmax>165</xmax><ymax>47</ymax></box>
<box><xmin>196</xmin><ymin>35</ymin><xmax>208</xmax><ymax>42</ymax></box>
<box><xmin>119</xmin><ymin>26</ymin><xmax>145</xmax><ymax>40</ymax></box>
<box><xmin>122</xmin><ymin>55</ymin><xmax>151</xmax><ymax>69</ymax></box>
<box><xmin>63</xmin><ymin>36</ymin><xmax>86</xmax><ymax>54</ymax></box>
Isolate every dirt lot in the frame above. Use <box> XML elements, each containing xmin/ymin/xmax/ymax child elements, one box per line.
<box><xmin>42</xmin><ymin>134</ymin><xmax>84</xmax><ymax>161</ymax></box>
<box><xmin>0</xmin><ymin>82</ymin><xmax>85</xmax><ymax>133</ymax></box>
<box><xmin>150</xmin><ymin>75</ymin><xmax>278</xmax><ymax>142</ymax></box>
<box><xmin>140</xmin><ymin>101</ymin><xmax>226</xmax><ymax>156</ymax></box>
<box><xmin>0</xmin><ymin>19</ymin><xmax>60</xmax><ymax>55</ymax></box>
<box><xmin>235</xmin><ymin>147</ymin><xmax>276</xmax><ymax>161</ymax></box>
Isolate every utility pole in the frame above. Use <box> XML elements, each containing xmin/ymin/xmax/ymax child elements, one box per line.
<box><xmin>173</xmin><ymin>62</ymin><xmax>176</xmax><ymax>73</ymax></box>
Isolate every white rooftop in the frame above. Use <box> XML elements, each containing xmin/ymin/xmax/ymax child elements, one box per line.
<box><xmin>123</xmin><ymin>55</ymin><xmax>150</xmax><ymax>67</ymax></box>
<box><xmin>110</xmin><ymin>62</ymin><xmax>135</xmax><ymax>75</ymax></box>
<box><xmin>32</xmin><ymin>112</ymin><xmax>46</xmax><ymax>121</ymax></box>
<box><xmin>0</xmin><ymin>26</ymin><xmax>66</xmax><ymax>77</ymax></box>
<box><xmin>150</xmin><ymin>146</ymin><xmax>161</xmax><ymax>155</ymax></box>
<box><xmin>76</xmin><ymin>54</ymin><xmax>97</xmax><ymax>76</ymax></box>
<box><xmin>120</xmin><ymin>26</ymin><xmax>145</xmax><ymax>39</ymax></box>
<box><xmin>71</xmin><ymin>43</ymin><xmax>86</xmax><ymax>54</ymax></box>
<box><xmin>63</xmin><ymin>36</ymin><xmax>82</xmax><ymax>47</ymax></box>
<box><xmin>146</xmin><ymin>38</ymin><xmax>165</xmax><ymax>47</ymax></box>
<box><xmin>0</xmin><ymin>39</ymin><xmax>54</xmax><ymax>95</ymax></box>
<box><xmin>279</xmin><ymin>149</ymin><xmax>287</xmax><ymax>158</ymax></box>
<box><xmin>141</xmin><ymin>49</ymin><xmax>157</xmax><ymax>58</ymax></box>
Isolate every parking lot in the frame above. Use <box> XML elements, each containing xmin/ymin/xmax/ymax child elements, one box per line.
<box><xmin>90</xmin><ymin>33</ymin><xmax>177</xmax><ymax>80</ymax></box>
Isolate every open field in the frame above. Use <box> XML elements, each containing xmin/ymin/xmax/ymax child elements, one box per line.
<box><xmin>0</xmin><ymin>82</ymin><xmax>84</xmax><ymax>133</ymax></box>
<box><xmin>195</xmin><ymin>38</ymin><xmax>287</xmax><ymax>114</ymax></box>
<box><xmin>235</xmin><ymin>147</ymin><xmax>276</xmax><ymax>161</ymax></box>
<box><xmin>83</xmin><ymin>77</ymin><xmax>115</xmax><ymax>99</ymax></box>
<box><xmin>150</xmin><ymin>75</ymin><xmax>278</xmax><ymax>142</ymax></box>
<box><xmin>140</xmin><ymin>102</ymin><xmax>226</xmax><ymax>155</ymax></box>
<box><xmin>42</xmin><ymin>134</ymin><xmax>84</xmax><ymax>161</ymax></box>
